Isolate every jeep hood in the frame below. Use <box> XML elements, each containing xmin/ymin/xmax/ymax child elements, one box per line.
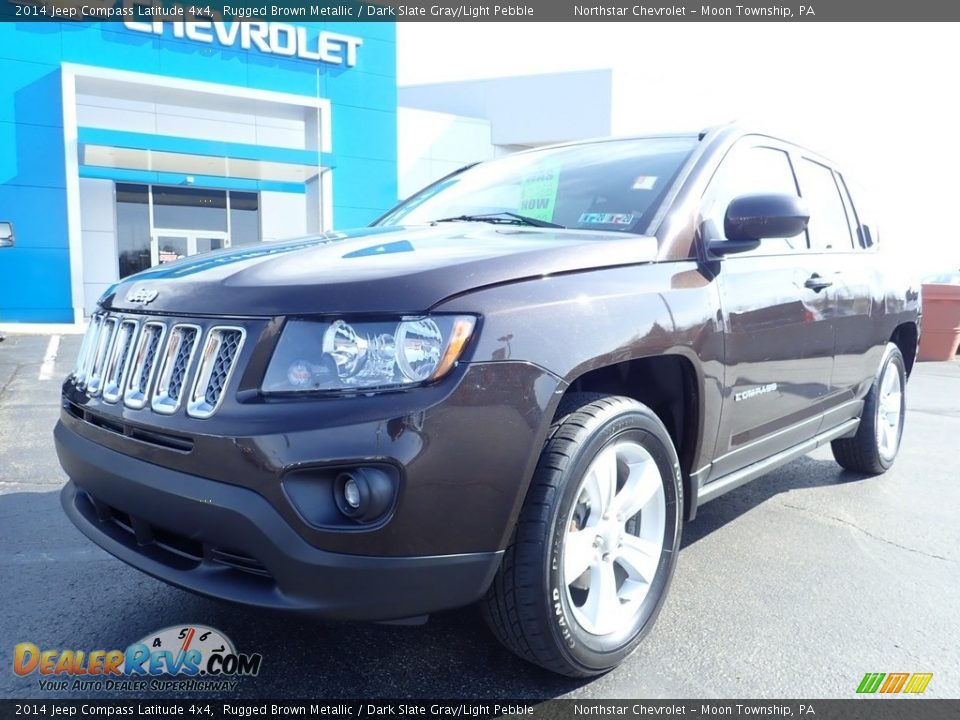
<box><xmin>104</xmin><ymin>224</ymin><xmax>659</xmax><ymax>316</ymax></box>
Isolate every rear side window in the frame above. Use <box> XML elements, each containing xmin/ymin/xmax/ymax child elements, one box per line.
<box><xmin>701</xmin><ymin>145</ymin><xmax>806</xmax><ymax>255</ymax></box>
<box><xmin>796</xmin><ymin>159</ymin><xmax>854</xmax><ymax>251</ymax></box>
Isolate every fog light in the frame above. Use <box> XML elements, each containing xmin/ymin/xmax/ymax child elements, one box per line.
<box><xmin>333</xmin><ymin>468</ymin><xmax>395</xmax><ymax>523</ymax></box>
<box><xmin>343</xmin><ymin>478</ymin><xmax>361</xmax><ymax>509</ymax></box>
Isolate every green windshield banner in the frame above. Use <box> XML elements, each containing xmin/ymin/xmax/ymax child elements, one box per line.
<box><xmin>518</xmin><ymin>164</ymin><xmax>560</xmax><ymax>222</ymax></box>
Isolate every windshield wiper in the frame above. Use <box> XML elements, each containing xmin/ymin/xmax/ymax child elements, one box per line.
<box><xmin>432</xmin><ymin>212</ymin><xmax>566</xmax><ymax>229</ymax></box>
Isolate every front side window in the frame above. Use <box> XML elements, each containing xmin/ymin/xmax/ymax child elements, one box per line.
<box><xmin>701</xmin><ymin>144</ymin><xmax>806</xmax><ymax>255</ymax></box>
<box><xmin>378</xmin><ymin>137</ymin><xmax>698</xmax><ymax>235</ymax></box>
<box><xmin>795</xmin><ymin>159</ymin><xmax>854</xmax><ymax>251</ymax></box>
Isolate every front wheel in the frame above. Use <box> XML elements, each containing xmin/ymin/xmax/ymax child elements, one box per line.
<box><xmin>831</xmin><ymin>343</ymin><xmax>906</xmax><ymax>474</ymax></box>
<box><xmin>481</xmin><ymin>394</ymin><xmax>683</xmax><ymax>677</ymax></box>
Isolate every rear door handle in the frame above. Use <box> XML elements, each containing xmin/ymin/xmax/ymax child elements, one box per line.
<box><xmin>804</xmin><ymin>273</ymin><xmax>833</xmax><ymax>292</ymax></box>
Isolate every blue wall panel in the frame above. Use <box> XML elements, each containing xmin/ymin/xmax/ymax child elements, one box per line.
<box><xmin>333</xmin><ymin>106</ymin><xmax>398</xmax><ymax>161</ymax></box>
<box><xmin>0</xmin><ymin>21</ymin><xmax>398</xmax><ymax>322</ymax></box>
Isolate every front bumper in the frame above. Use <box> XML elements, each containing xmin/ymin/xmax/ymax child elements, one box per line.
<box><xmin>57</xmin><ymin>422</ymin><xmax>503</xmax><ymax>619</ymax></box>
<box><xmin>59</xmin><ymin>355</ymin><xmax>562</xmax><ymax>558</ymax></box>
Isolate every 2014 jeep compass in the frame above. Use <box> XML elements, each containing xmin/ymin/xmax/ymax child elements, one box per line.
<box><xmin>56</xmin><ymin>126</ymin><xmax>920</xmax><ymax>676</ymax></box>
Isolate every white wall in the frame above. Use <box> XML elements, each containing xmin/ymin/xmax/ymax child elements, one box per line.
<box><xmin>78</xmin><ymin>178</ymin><xmax>118</xmax><ymax>315</ymax></box>
<box><xmin>397</xmin><ymin>108</ymin><xmax>494</xmax><ymax>199</ymax></box>
<box><xmin>76</xmin><ymin>94</ymin><xmax>307</xmax><ymax>150</ymax></box>
<box><xmin>399</xmin><ymin>70</ymin><xmax>612</xmax><ymax>147</ymax></box>
<box><xmin>260</xmin><ymin>192</ymin><xmax>308</xmax><ymax>241</ymax></box>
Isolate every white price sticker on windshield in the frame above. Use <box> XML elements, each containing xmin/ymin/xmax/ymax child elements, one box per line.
<box><xmin>632</xmin><ymin>176</ymin><xmax>658</xmax><ymax>190</ymax></box>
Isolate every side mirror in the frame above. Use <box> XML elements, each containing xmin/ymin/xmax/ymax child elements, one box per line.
<box><xmin>709</xmin><ymin>194</ymin><xmax>809</xmax><ymax>255</ymax></box>
<box><xmin>0</xmin><ymin>222</ymin><xmax>14</xmax><ymax>248</ymax></box>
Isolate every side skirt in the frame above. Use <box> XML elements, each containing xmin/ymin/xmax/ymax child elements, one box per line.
<box><xmin>696</xmin><ymin>418</ymin><xmax>860</xmax><ymax>506</ymax></box>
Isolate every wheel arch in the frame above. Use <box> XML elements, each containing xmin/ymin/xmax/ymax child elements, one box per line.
<box><xmin>890</xmin><ymin>321</ymin><xmax>919</xmax><ymax>378</ymax></box>
<box><xmin>556</xmin><ymin>351</ymin><xmax>702</xmax><ymax>521</ymax></box>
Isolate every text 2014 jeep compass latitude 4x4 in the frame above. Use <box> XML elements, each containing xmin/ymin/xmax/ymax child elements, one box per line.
<box><xmin>56</xmin><ymin>126</ymin><xmax>920</xmax><ymax>676</ymax></box>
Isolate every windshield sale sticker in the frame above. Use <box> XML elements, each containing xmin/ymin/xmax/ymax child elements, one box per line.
<box><xmin>518</xmin><ymin>163</ymin><xmax>560</xmax><ymax>222</ymax></box>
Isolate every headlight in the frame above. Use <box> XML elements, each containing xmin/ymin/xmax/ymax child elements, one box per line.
<box><xmin>262</xmin><ymin>315</ymin><xmax>476</xmax><ymax>394</ymax></box>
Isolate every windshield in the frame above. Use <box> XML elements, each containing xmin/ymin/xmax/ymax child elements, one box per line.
<box><xmin>377</xmin><ymin>137</ymin><xmax>698</xmax><ymax>234</ymax></box>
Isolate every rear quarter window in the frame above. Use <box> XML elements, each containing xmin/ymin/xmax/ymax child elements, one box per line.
<box><xmin>838</xmin><ymin>174</ymin><xmax>879</xmax><ymax>249</ymax></box>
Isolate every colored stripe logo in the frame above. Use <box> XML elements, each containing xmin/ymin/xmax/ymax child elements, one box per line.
<box><xmin>857</xmin><ymin>672</ymin><xmax>933</xmax><ymax>694</ymax></box>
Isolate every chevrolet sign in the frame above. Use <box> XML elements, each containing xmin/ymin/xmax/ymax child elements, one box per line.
<box><xmin>123</xmin><ymin>21</ymin><xmax>362</xmax><ymax>68</ymax></box>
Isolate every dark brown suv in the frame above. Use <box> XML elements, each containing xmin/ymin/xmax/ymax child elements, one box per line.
<box><xmin>56</xmin><ymin>126</ymin><xmax>920</xmax><ymax>677</ymax></box>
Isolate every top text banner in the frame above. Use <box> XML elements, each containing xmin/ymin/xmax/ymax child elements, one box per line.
<box><xmin>6</xmin><ymin>0</ymin><xmax>960</xmax><ymax>21</ymax></box>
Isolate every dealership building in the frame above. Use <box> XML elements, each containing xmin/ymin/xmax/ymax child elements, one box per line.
<box><xmin>0</xmin><ymin>21</ymin><xmax>610</xmax><ymax>324</ymax></box>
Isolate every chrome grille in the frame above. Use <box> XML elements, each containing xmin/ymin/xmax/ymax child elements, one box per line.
<box><xmin>74</xmin><ymin>314</ymin><xmax>104</xmax><ymax>386</ymax></box>
<box><xmin>188</xmin><ymin>327</ymin><xmax>245</xmax><ymax>419</ymax></box>
<box><xmin>72</xmin><ymin>314</ymin><xmax>244</xmax><ymax>419</ymax></box>
<box><xmin>206</xmin><ymin>330</ymin><xmax>242</xmax><ymax>406</ymax></box>
<box><xmin>102</xmin><ymin>320</ymin><xmax>138</xmax><ymax>403</ymax></box>
<box><xmin>151</xmin><ymin>325</ymin><xmax>200</xmax><ymax>414</ymax></box>
<box><xmin>85</xmin><ymin>317</ymin><xmax>118</xmax><ymax>397</ymax></box>
<box><xmin>123</xmin><ymin>322</ymin><xmax>166</xmax><ymax>410</ymax></box>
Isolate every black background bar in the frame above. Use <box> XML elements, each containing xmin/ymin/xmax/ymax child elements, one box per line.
<box><xmin>6</xmin><ymin>0</ymin><xmax>960</xmax><ymax>22</ymax></box>
<box><xmin>2</xmin><ymin>700</ymin><xmax>960</xmax><ymax>720</ymax></box>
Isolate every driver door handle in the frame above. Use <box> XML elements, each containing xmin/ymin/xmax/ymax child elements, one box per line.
<box><xmin>804</xmin><ymin>273</ymin><xmax>833</xmax><ymax>292</ymax></box>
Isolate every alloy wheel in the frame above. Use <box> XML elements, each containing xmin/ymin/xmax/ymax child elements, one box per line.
<box><xmin>562</xmin><ymin>440</ymin><xmax>666</xmax><ymax>636</ymax></box>
<box><xmin>876</xmin><ymin>362</ymin><xmax>903</xmax><ymax>461</ymax></box>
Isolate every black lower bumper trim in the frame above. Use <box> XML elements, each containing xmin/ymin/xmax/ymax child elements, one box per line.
<box><xmin>55</xmin><ymin>422</ymin><xmax>502</xmax><ymax>620</ymax></box>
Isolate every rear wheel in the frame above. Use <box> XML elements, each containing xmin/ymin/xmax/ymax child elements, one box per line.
<box><xmin>831</xmin><ymin>343</ymin><xmax>906</xmax><ymax>474</ymax></box>
<box><xmin>481</xmin><ymin>394</ymin><xmax>683</xmax><ymax>677</ymax></box>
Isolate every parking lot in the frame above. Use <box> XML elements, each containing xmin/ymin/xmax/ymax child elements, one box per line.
<box><xmin>1</xmin><ymin>332</ymin><xmax>958</xmax><ymax>699</ymax></box>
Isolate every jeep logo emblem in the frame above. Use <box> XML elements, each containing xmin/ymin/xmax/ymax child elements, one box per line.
<box><xmin>126</xmin><ymin>287</ymin><xmax>158</xmax><ymax>305</ymax></box>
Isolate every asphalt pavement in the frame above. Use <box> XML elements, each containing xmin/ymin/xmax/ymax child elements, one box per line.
<box><xmin>1</xmin><ymin>333</ymin><xmax>958</xmax><ymax>699</ymax></box>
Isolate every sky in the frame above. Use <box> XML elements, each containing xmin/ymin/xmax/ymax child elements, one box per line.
<box><xmin>397</xmin><ymin>23</ymin><xmax>960</xmax><ymax>278</ymax></box>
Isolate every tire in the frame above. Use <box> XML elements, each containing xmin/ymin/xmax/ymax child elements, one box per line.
<box><xmin>831</xmin><ymin>343</ymin><xmax>906</xmax><ymax>474</ymax></box>
<box><xmin>481</xmin><ymin>393</ymin><xmax>683</xmax><ymax>677</ymax></box>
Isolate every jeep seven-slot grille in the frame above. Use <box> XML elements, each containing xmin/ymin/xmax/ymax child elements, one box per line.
<box><xmin>151</xmin><ymin>325</ymin><xmax>200</xmax><ymax>414</ymax></box>
<box><xmin>169</xmin><ymin>329</ymin><xmax>196</xmax><ymax>399</ymax></box>
<box><xmin>187</xmin><ymin>327</ymin><xmax>246</xmax><ymax>419</ymax></box>
<box><xmin>102</xmin><ymin>320</ymin><xmax>137</xmax><ymax>404</ymax></box>
<box><xmin>74</xmin><ymin>314</ymin><xmax>245</xmax><ymax>419</ymax></box>
<box><xmin>127</xmin><ymin>323</ymin><xmax>165</xmax><ymax>408</ymax></box>
<box><xmin>85</xmin><ymin>317</ymin><xmax>117</xmax><ymax>397</ymax></box>
<box><xmin>206</xmin><ymin>330</ymin><xmax>242</xmax><ymax>406</ymax></box>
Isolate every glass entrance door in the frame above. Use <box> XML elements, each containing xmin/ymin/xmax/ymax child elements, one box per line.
<box><xmin>151</xmin><ymin>232</ymin><xmax>231</xmax><ymax>265</ymax></box>
<box><xmin>116</xmin><ymin>184</ymin><xmax>261</xmax><ymax>279</ymax></box>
